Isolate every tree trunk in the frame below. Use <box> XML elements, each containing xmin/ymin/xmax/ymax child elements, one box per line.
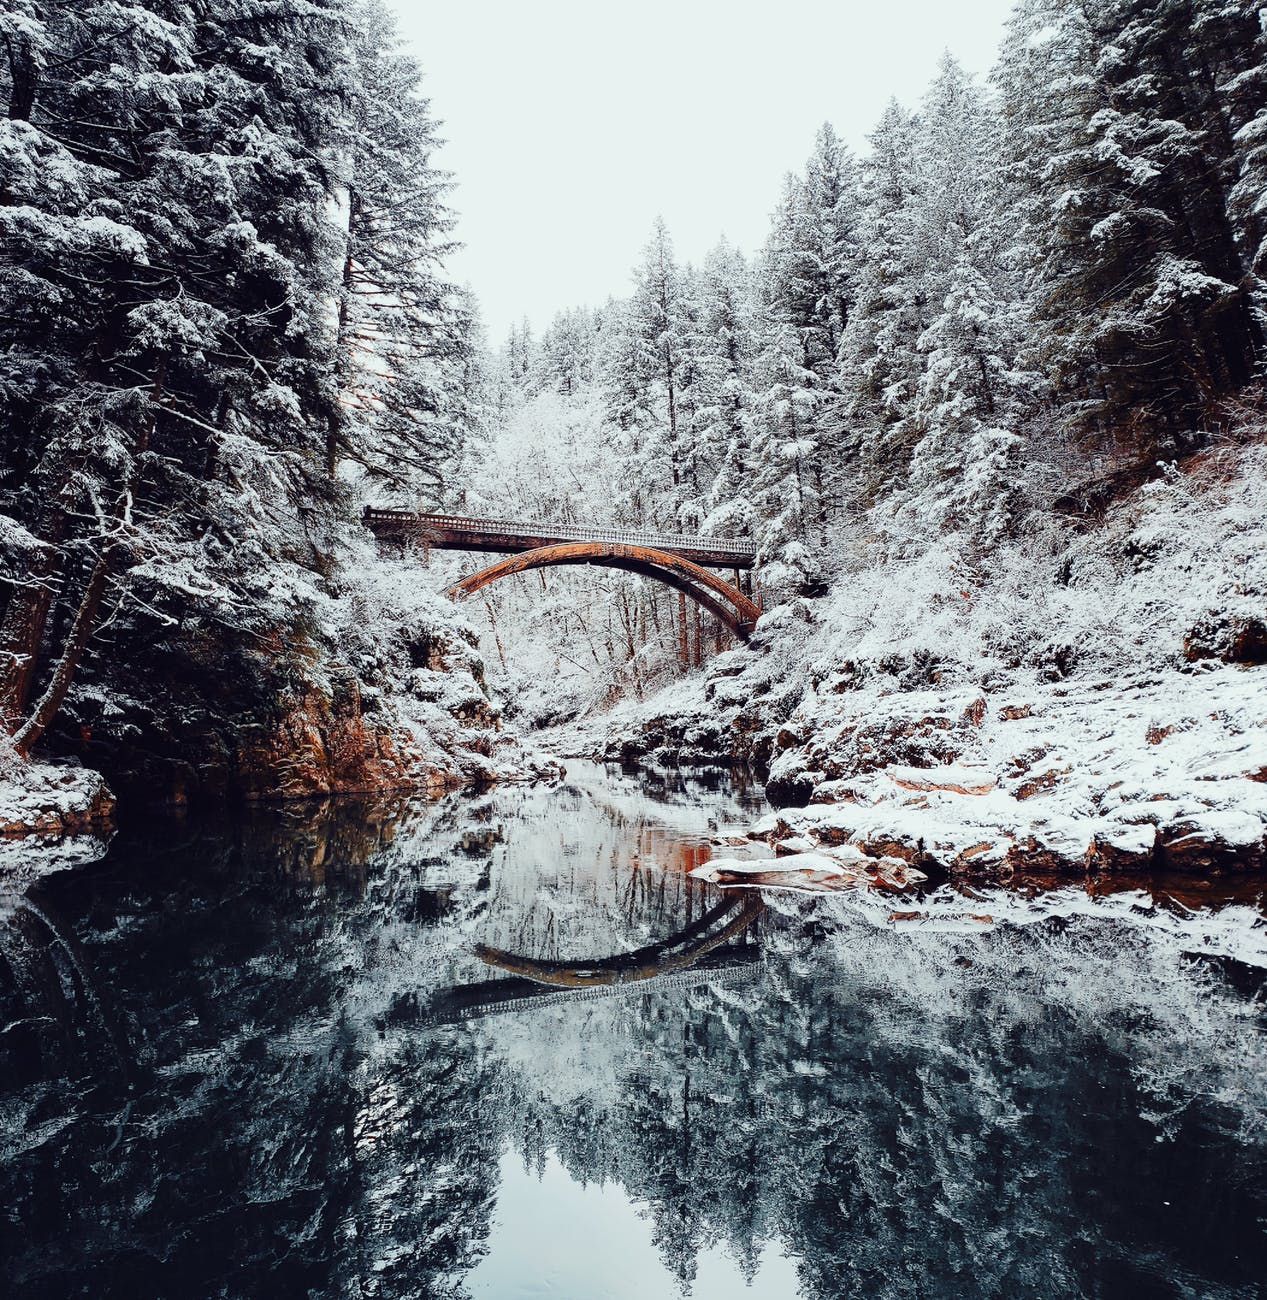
<box><xmin>13</xmin><ymin>544</ymin><xmax>114</xmax><ymax>759</ymax></box>
<box><xmin>4</xmin><ymin>32</ymin><xmax>38</xmax><ymax>122</ymax></box>
<box><xmin>665</xmin><ymin>337</ymin><xmax>679</xmax><ymax>489</ymax></box>
<box><xmin>329</xmin><ymin>191</ymin><xmax>361</xmax><ymax>479</ymax></box>
<box><xmin>481</xmin><ymin>594</ymin><xmax>508</xmax><ymax>673</ymax></box>
<box><xmin>0</xmin><ymin>505</ymin><xmax>67</xmax><ymax>730</ymax></box>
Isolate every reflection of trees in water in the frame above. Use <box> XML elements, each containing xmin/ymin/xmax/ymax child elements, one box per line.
<box><xmin>0</xmin><ymin>792</ymin><xmax>507</xmax><ymax>1298</ymax></box>
<box><xmin>483</xmin><ymin>909</ymin><xmax>1267</xmax><ymax>1298</ymax></box>
<box><xmin>0</xmin><ymin>772</ymin><xmax>1264</xmax><ymax>1299</ymax></box>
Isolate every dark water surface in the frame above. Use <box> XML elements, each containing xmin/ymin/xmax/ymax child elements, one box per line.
<box><xmin>2</xmin><ymin>763</ymin><xmax>1265</xmax><ymax>1299</ymax></box>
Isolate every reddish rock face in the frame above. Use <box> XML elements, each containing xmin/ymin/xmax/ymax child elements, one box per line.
<box><xmin>1013</xmin><ymin>767</ymin><xmax>1067</xmax><ymax>800</ymax></box>
<box><xmin>1157</xmin><ymin>822</ymin><xmax>1266</xmax><ymax>873</ymax></box>
<box><xmin>1003</xmin><ymin>837</ymin><xmax>1081</xmax><ymax>875</ymax></box>
<box><xmin>961</xmin><ymin>697</ymin><xmax>987</xmax><ymax>727</ymax></box>
<box><xmin>1183</xmin><ymin>613</ymin><xmax>1267</xmax><ymax>665</ymax></box>
<box><xmin>1085</xmin><ymin>831</ymin><xmax>1158</xmax><ymax>872</ymax></box>
<box><xmin>234</xmin><ymin>684</ymin><xmax>455</xmax><ymax>801</ymax></box>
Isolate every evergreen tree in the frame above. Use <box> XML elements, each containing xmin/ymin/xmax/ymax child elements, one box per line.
<box><xmin>902</xmin><ymin>254</ymin><xmax>1025</xmax><ymax>540</ymax></box>
<box><xmin>1195</xmin><ymin>0</ymin><xmax>1267</xmax><ymax>313</ymax></box>
<box><xmin>537</xmin><ymin>308</ymin><xmax>599</xmax><ymax>396</ymax></box>
<box><xmin>897</xmin><ymin>55</ymin><xmax>1033</xmax><ymax>541</ymax></box>
<box><xmin>748</xmin><ymin>319</ymin><xmax>820</xmax><ymax>556</ymax></box>
<box><xmin>332</xmin><ymin>0</ymin><xmax>468</xmax><ymax>501</ymax></box>
<box><xmin>766</xmin><ymin>125</ymin><xmax>859</xmax><ymax>376</ymax></box>
<box><xmin>748</xmin><ymin>128</ymin><xmax>862</xmax><ymax>550</ymax></box>
<box><xmin>0</xmin><ymin>0</ymin><xmax>353</xmax><ymax>752</ymax></box>
<box><xmin>835</xmin><ymin>100</ymin><xmax>924</xmax><ymax>499</ymax></box>
<box><xmin>0</xmin><ymin>1</ymin><xmax>478</xmax><ymax>767</ymax></box>
<box><xmin>996</xmin><ymin>0</ymin><xmax>1263</xmax><ymax>455</ymax></box>
<box><xmin>697</xmin><ymin>239</ymin><xmax>759</xmax><ymax>539</ymax></box>
<box><xmin>606</xmin><ymin>217</ymin><xmax>686</xmax><ymax>527</ymax></box>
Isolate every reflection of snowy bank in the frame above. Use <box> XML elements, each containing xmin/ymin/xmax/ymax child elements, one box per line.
<box><xmin>765</xmin><ymin>884</ymin><xmax>1267</xmax><ymax>1144</ymax></box>
<box><xmin>0</xmin><ymin>830</ymin><xmax>112</xmax><ymax>887</ymax></box>
<box><xmin>802</xmin><ymin>879</ymin><xmax>1267</xmax><ymax>969</ymax></box>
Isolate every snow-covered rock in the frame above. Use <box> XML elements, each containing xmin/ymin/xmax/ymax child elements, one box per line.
<box><xmin>0</xmin><ymin>739</ymin><xmax>115</xmax><ymax>847</ymax></box>
<box><xmin>581</xmin><ymin>443</ymin><xmax>1267</xmax><ymax>878</ymax></box>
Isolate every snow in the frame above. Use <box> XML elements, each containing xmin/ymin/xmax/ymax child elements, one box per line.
<box><xmin>580</xmin><ymin>442</ymin><xmax>1267</xmax><ymax>875</ymax></box>
<box><xmin>0</xmin><ymin>737</ymin><xmax>113</xmax><ymax>872</ymax></box>
<box><xmin>886</xmin><ymin>763</ymin><xmax>997</xmax><ymax>794</ymax></box>
<box><xmin>748</xmin><ymin>664</ymin><xmax>1267</xmax><ymax>872</ymax></box>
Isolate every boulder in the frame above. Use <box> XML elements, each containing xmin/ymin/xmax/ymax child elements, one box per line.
<box><xmin>1183</xmin><ymin>613</ymin><xmax>1267</xmax><ymax>665</ymax></box>
<box><xmin>887</xmin><ymin>764</ymin><xmax>996</xmax><ymax>796</ymax></box>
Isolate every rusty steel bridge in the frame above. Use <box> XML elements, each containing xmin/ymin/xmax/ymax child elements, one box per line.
<box><xmin>364</xmin><ymin>508</ymin><xmax>761</xmax><ymax>641</ymax></box>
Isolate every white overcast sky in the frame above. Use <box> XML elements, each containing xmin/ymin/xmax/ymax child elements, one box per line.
<box><xmin>386</xmin><ymin>0</ymin><xmax>1018</xmax><ymax>342</ymax></box>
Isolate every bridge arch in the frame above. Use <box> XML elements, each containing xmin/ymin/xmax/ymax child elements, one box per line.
<box><xmin>447</xmin><ymin>541</ymin><xmax>761</xmax><ymax>639</ymax></box>
<box><xmin>473</xmin><ymin>894</ymin><xmax>764</xmax><ymax>989</ymax></box>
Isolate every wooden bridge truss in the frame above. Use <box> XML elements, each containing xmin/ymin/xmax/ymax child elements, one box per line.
<box><xmin>364</xmin><ymin>508</ymin><xmax>762</xmax><ymax>641</ymax></box>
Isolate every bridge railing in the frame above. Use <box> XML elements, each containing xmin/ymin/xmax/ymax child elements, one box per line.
<box><xmin>364</xmin><ymin>508</ymin><xmax>757</xmax><ymax>561</ymax></box>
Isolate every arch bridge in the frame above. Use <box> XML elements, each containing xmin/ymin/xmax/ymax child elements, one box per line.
<box><xmin>407</xmin><ymin>894</ymin><xmax>764</xmax><ymax>1026</ymax></box>
<box><xmin>364</xmin><ymin>509</ymin><xmax>761</xmax><ymax>641</ymax></box>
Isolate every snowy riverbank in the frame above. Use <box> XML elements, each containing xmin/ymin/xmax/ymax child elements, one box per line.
<box><xmin>560</xmin><ymin>443</ymin><xmax>1267</xmax><ymax>878</ymax></box>
<box><xmin>0</xmin><ymin>740</ymin><xmax>114</xmax><ymax>846</ymax></box>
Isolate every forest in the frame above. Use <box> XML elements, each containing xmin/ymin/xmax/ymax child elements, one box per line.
<box><xmin>1</xmin><ymin>0</ymin><xmax>1266</xmax><ymax>864</ymax></box>
<box><xmin>2</xmin><ymin>4</ymin><xmax>1266</xmax><ymax>1296</ymax></box>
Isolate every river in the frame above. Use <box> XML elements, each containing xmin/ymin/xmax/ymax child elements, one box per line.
<box><xmin>1</xmin><ymin>762</ymin><xmax>1265</xmax><ymax>1298</ymax></box>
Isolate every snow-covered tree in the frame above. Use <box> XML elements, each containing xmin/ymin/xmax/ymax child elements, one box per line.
<box><xmin>605</xmin><ymin>218</ymin><xmax>688</xmax><ymax>527</ymax></box>
<box><xmin>996</xmin><ymin>0</ymin><xmax>1263</xmax><ymax>455</ymax></box>
<box><xmin>894</xmin><ymin>56</ymin><xmax>1034</xmax><ymax>542</ymax></box>
<box><xmin>0</xmin><ymin>0</ymin><xmax>355</xmax><ymax>751</ymax></box>
<box><xmin>835</xmin><ymin>99</ymin><xmax>925</xmax><ymax>499</ymax></box>
<box><xmin>697</xmin><ymin>239</ymin><xmax>760</xmax><ymax>540</ymax></box>
<box><xmin>331</xmin><ymin>0</ymin><xmax>474</xmax><ymax>500</ymax></box>
<box><xmin>0</xmin><ymin>1</ymin><xmax>480</xmax><ymax>770</ymax></box>
<box><xmin>751</xmin><ymin>128</ymin><xmax>862</xmax><ymax>545</ymax></box>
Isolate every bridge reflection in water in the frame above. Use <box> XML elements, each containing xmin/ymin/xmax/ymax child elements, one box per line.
<box><xmin>420</xmin><ymin>893</ymin><xmax>764</xmax><ymax>1025</ymax></box>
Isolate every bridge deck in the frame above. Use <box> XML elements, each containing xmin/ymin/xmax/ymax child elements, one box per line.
<box><xmin>364</xmin><ymin>508</ymin><xmax>756</xmax><ymax>570</ymax></box>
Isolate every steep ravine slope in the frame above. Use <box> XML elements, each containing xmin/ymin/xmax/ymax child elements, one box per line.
<box><xmin>3</xmin><ymin>544</ymin><xmax>557</xmax><ymax>839</ymax></box>
<box><xmin>562</xmin><ymin>443</ymin><xmax>1267</xmax><ymax>877</ymax></box>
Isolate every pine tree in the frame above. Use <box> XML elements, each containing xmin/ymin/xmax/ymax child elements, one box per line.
<box><xmin>1194</xmin><ymin>1</ymin><xmax>1267</xmax><ymax>314</ymax></box>
<box><xmin>766</xmin><ymin>124</ymin><xmax>858</xmax><ymax>375</ymax></box>
<box><xmin>535</xmin><ymin>308</ymin><xmax>595</xmax><ymax>396</ymax></box>
<box><xmin>902</xmin><ymin>254</ymin><xmax>1024</xmax><ymax>540</ymax></box>
<box><xmin>896</xmin><ymin>55</ymin><xmax>1033</xmax><ymax>541</ymax></box>
<box><xmin>748</xmin><ymin>319</ymin><xmax>820</xmax><ymax>555</ymax></box>
<box><xmin>606</xmin><ymin>217</ymin><xmax>686</xmax><ymax>527</ymax></box>
<box><xmin>697</xmin><ymin>239</ymin><xmax>759</xmax><ymax>539</ymax></box>
<box><xmin>835</xmin><ymin>99</ymin><xmax>924</xmax><ymax>499</ymax></box>
<box><xmin>996</xmin><ymin>0</ymin><xmax>1264</xmax><ymax>457</ymax></box>
<box><xmin>332</xmin><ymin>0</ymin><xmax>467</xmax><ymax>501</ymax></box>
<box><xmin>0</xmin><ymin>0</ymin><xmax>357</xmax><ymax>752</ymax></box>
<box><xmin>753</xmin><ymin>127</ymin><xmax>861</xmax><ymax>542</ymax></box>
